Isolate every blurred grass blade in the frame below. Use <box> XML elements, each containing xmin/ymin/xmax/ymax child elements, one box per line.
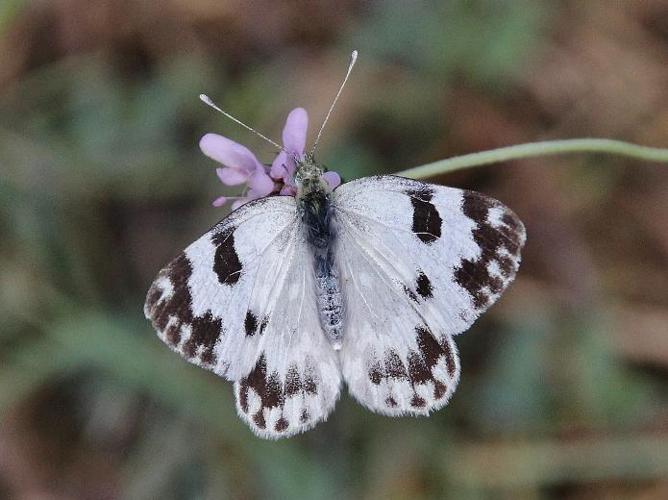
<box><xmin>397</xmin><ymin>139</ymin><xmax>668</xmax><ymax>179</ymax></box>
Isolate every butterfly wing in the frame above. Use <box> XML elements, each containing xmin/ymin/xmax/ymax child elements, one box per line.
<box><xmin>331</xmin><ymin>175</ymin><xmax>525</xmax><ymax>415</ymax></box>
<box><xmin>144</xmin><ymin>196</ymin><xmax>341</xmax><ymax>438</ymax></box>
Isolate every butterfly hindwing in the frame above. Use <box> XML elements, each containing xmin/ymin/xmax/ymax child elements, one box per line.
<box><xmin>232</xmin><ymin>225</ymin><xmax>341</xmax><ymax>438</ymax></box>
<box><xmin>336</xmin><ymin>218</ymin><xmax>459</xmax><ymax>416</ymax></box>
<box><xmin>144</xmin><ymin>196</ymin><xmax>341</xmax><ymax>438</ymax></box>
<box><xmin>333</xmin><ymin>232</ymin><xmax>462</xmax><ymax>414</ymax></box>
<box><xmin>332</xmin><ymin>175</ymin><xmax>525</xmax><ymax>415</ymax></box>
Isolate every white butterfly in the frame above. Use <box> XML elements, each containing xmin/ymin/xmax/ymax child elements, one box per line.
<box><xmin>144</xmin><ymin>53</ymin><xmax>526</xmax><ymax>439</ymax></box>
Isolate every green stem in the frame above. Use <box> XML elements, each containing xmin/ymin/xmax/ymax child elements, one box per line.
<box><xmin>395</xmin><ymin>138</ymin><xmax>668</xmax><ymax>179</ymax></box>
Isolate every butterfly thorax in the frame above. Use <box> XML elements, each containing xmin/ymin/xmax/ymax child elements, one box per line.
<box><xmin>295</xmin><ymin>154</ymin><xmax>333</xmax><ymax>248</ymax></box>
<box><xmin>295</xmin><ymin>156</ymin><xmax>344</xmax><ymax>349</ymax></box>
<box><xmin>295</xmin><ymin>154</ymin><xmax>327</xmax><ymax>192</ymax></box>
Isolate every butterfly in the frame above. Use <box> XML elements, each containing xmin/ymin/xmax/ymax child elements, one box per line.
<box><xmin>144</xmin><ymin>52</ymin><xmax>526</xmax><ymax>439</ymax></box>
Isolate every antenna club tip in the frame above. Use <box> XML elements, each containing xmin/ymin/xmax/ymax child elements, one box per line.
<box><xmin>351</xmin><ymin>50</ymin><xmax>358</xmax><ymax>61</ymax></box>
<box><xmin>199</xmin><ymin>94</ymin><xmax>212</xmax><ymax>104</ymax></box>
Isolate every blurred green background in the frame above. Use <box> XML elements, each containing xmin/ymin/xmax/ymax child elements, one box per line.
<box><xmin>2</xmin><ymin>1</ymin><xmax>668</xmax><ymax>499</ymax></box>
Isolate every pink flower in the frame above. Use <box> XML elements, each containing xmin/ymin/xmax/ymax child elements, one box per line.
<box><xmin>200</xmin><ymin>108</ymin><xmax>342</xmax><ymax>209</ymax></box>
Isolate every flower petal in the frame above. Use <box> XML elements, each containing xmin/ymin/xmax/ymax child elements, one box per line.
<box><xmin>270</xmin><ymin>150</ymin><xmax>298</xmax><ymax>185</ymax></box>
<box><xmin>322</xmin><ymin>171</ymin><xmax>342</xmax><ymax>190</ymax></box>
<box><xmin>216</xmin><ymin>167</ymin><xmax>248</xmax><ymax>186</ymax></box>
<box><xmin>212</xmin><ymin>196</ymin><xmax>228</xmax><ymax>207</ymax></box>
<box><xmin>282</xmin><ymin>108</ymin><xmax>308</xmax><ymax>155</ymax></box>
<box><xmin>270</xmin><ymin>151</ymin><xmax>289</xmax><ymax>179</ymax></box>
<box><xmin>200</xmin><ymin>133</ymin><xmax>262</xmax><ymax>173</ymax></box>
<box><xmin>279</xmin><ymin>185</ymin><xmax>297</xmax><ymax>196</ymax></box>
<box><xmin>284</xmin><ymin>154</ymin><xmax>297</xmax><ymax>177</ymax></box>
<box><xmin>248</xmin><ymin>169</ymin><xmax>275</xmax><ymax>197</ymax></box>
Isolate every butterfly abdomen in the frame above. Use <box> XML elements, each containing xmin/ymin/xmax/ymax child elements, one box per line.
<box><xmin>300</xmin><ymin>189</ymin><xmax>344</xmax><ymax>349</ymax></box>
<box><xmin>314</xmin><ymin>249</ymin><xmax>344</xmax><ymax>349</ymax></box>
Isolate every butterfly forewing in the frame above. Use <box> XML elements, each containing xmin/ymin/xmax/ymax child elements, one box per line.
<box><xmin>144</xmin><ymin>195</ymin><xmax>341</xmax><ymax>438</ymax></box>
<box><xmin>331</xmin><ymin>175</ymin><xmax>525</xmax><ymax>415</ymax></box>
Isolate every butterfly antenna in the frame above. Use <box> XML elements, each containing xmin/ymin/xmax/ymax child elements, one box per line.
<box><xmin>199</xmin><ymin>94</ymin><xmax>284</xmax><ymax>152</ymax></box>
<box><xmin>309</xmin><ymin>50</ymin><xmax>358</xmax><ymax>156</ymax></box>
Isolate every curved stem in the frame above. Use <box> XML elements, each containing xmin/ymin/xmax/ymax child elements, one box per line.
<box><xmin>395</xmin><ymin>138</ymin><xmax>668</xmax><ymax>179</ymax></box>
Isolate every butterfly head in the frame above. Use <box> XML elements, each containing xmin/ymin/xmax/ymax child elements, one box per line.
<box><xmin>295</xmin><ymin>154</ymin><xmax>329</xmax><ymax>198</ymax></box>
